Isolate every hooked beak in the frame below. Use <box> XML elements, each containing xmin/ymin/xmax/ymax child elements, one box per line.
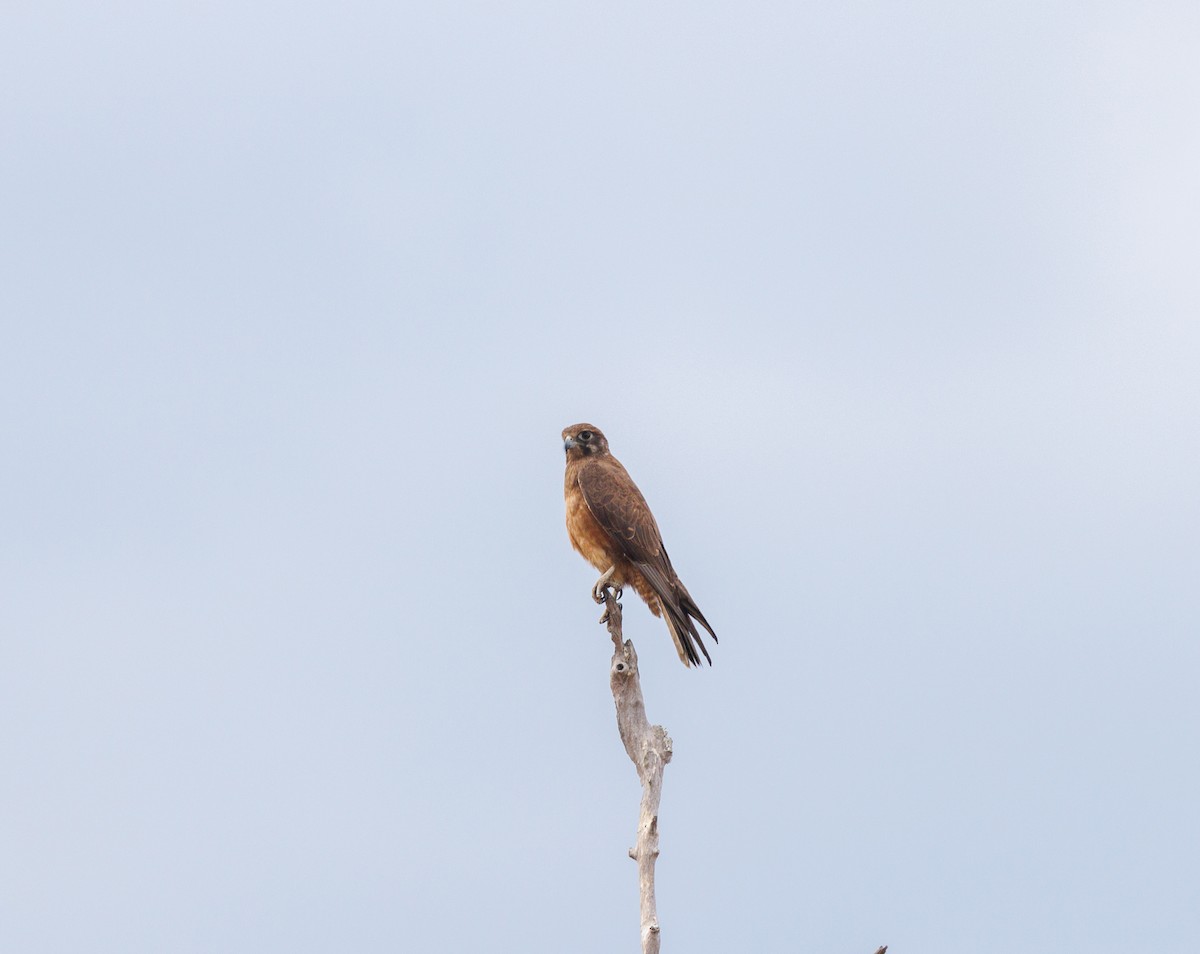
<box><xmin>563</xmin><ymin>436</ymin><xmax>577</xmax><ymax>453</ymax></box>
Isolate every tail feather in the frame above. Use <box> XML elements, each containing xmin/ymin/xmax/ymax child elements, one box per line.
<box><xmin>681</xmin><ymin>591</ymin><xmax>718</xmax><ymax>645</ymax></box>
<box><xmin>635</xmin><ymin>560</ymin><xmax>718</xmax><ymax>668</ymax></box>
<box><xmin>661</xmin><ymin>587</ymin><xmax>716</xmax><ymax>668</ymax></box>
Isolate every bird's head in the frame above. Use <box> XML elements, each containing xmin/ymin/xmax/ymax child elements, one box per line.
<box><xmin>562</xmin><ymin>423</ymin><xmax>609</xmax><ymax>459</ymax></box>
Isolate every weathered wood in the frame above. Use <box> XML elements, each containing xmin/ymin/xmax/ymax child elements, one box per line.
<box><xmin>598</xmin><ymin>586</ymin><xmax>671</xmax><ymax>954</ymax></box>
<box><xmin>595</xmin><ymin>584</ymin><xmax>887</xmax><ymax>954</ymax></box>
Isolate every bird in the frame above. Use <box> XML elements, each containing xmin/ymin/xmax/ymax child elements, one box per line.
<box><xmin>562</xmin><ymin>423</ymin><xmax>717</xmax><ymax>667</ymax></box>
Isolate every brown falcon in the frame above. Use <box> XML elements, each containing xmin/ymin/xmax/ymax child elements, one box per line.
<box><xmin>562</xmin><ymin>423</ymin><xmax>717</xmax><ymax>667</ymax></box>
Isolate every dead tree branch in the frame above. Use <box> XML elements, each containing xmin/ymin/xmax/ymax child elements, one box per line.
<box><xmin>597</xmin><ymin>584</ymin><xmax>671</xmax><ymax>954</ymax></box>
<box><xmin>594</xmin><ymin>585</ymin><xmax>887</xmax><ymax>954</ymax></box>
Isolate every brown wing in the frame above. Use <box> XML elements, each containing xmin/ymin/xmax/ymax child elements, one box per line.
<box><xmin>575</xmin><ymin>458</ymin><xmax>668</xmax><ymax>569</ymax></box>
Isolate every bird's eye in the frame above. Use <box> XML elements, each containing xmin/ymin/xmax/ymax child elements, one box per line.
<box><xmin>579</xmin><ymin>430</ymin><xmax>593</xmax><ymax>441</ymax></box>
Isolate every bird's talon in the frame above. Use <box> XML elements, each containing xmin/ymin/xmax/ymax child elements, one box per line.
<box><xmin>591</xmin><ymin>566</ymin><xmax>617</xmax><ymax>604</ymax></box>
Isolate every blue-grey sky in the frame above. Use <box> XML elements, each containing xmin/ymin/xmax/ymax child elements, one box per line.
<box><xmin>2</xmin><ymin>2</ymin><xmax>1198</xmax><ymax>952</ymax></box>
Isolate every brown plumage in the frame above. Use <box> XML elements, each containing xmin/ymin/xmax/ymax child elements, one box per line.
<box><xmin>562</xmin><ymin>423</ymin><xmax>717</xmax><ymax>667</ymax></box>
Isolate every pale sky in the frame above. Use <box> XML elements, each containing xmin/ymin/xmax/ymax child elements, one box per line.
<box><xmin>2</xmin><ymin>2</ymin><xmax>1198</xmax><ymax>952</ymax></box>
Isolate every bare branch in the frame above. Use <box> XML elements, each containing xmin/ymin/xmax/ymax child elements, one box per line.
<box><xmin>595</xmin><ymin>585</ymin><xmax>888</xmax><ymax>954</ymax></box>
<box><xmin>599</xmin><ymin>585</ymin><xmax>671</xmax><ymax>954</ymax></box>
